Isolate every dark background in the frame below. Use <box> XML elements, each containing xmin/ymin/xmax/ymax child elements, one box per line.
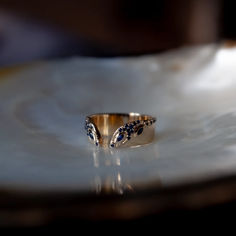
<box><xmin>0</xmin><ymin>0</ymin><xmax>235</xmax><ymax>66</ymax></box>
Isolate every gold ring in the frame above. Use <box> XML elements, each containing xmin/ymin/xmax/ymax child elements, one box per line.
<box><xmin>85</xmin><ymin>113</ymin><xmax>156</xmax><ymax>148</ymax></box>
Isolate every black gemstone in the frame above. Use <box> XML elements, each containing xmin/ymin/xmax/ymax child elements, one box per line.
<box><xmin>127</xmin><ymin>128</ymin><xmax>134</xmax><ymax>134</ymax></box>
<box><xmin>117</xmin><ymin>133</ymin><xmax>124</xmax><ymax>142</ymax></box>
<box><xmin>129</xmin><ymin>124</ymin><xmax>134</xmax><ymax>129</ymax></box>
<box><xmin>137</xmin><ymin>127</ymin><xmax>143</xmax><ymax>135</ymax></box>
<box><xmin>89</xmin><ymin>132</ymin><xmax>94</xmax><ymax>140</ymax></box>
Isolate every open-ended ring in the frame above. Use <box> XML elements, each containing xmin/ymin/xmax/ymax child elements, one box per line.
<box><xmin>85</xmin><ymin>113</ymin><xmax>156</xmax><ymax>148</ymax></box>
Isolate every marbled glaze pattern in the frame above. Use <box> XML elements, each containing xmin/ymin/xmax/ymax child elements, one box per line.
<box><xmin>0</xmin><ymin>44</ymin><xmax>236</xmax><ymax>193</ymax></box>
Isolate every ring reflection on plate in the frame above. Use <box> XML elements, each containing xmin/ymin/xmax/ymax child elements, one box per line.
<box><xmin>91</xmin><ymin>145</ymin><xmax>161</xmax><ymax>194</ymax></box>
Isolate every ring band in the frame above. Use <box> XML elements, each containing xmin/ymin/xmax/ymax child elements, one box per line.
<box><xmin>85</xmin><ymin>113</ymin><xmax>156</xmax><ymax>148</ymax></box>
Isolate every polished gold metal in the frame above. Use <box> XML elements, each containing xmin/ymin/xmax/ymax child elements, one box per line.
<box><xmin>85</xmin><ymin>113</ymin><xmax>156</xmax><ymax>148</ymax></box>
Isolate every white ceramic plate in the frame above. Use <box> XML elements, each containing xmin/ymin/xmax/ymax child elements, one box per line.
<box><xmin>1</xmin><ymin>44</ymin><xmax>236</xmax><ymax>195</ymax></box>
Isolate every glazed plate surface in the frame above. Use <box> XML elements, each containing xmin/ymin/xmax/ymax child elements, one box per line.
<box><xmin>0</xmin><ymin>44</ymin><xmax>236</xmax><ymax>196</ymax></box>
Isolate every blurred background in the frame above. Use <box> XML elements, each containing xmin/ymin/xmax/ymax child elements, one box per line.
<box><xmin>0</xmin><ymin>0</ymin><xmax>235</xmax><ymax>66</ymax></box>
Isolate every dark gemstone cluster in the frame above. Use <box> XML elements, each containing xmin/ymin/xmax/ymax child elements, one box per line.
<box><xmin>110</xmin><ymin>118</ymin><xmax>156</xmax><ymax>147</ymax></box>
<box><xmin>84</xmin><ymin>121</ymin><xmax>91</xmax><ymax>136</ymax></box>
<box><xmin>85</xmin><ymin>121</ymin><xmax>99</xmax><ymax>146</ymax></box>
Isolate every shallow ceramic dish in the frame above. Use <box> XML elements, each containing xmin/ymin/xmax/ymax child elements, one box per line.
<box><xmin>1</xmin><ymin>44</ymin><xmax>236</xmax><ymax>225</ymax></box>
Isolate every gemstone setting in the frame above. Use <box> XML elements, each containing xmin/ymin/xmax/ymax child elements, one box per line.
<box><xmin>117</xmin><ymin>133</ymin><xmax>124</xmax><ymax>142</ymax></box>
<box><xmin>85</xmin><ymin>119</ymin><xmax>100</xmax><ymax>147</ymax></box>
<box><xmin>137</xmin><ymin>127</ymin><xmax>143</xmax><ymax>135</ymax></box>
<box><xmin>89</xmin><ymin>132</ymin><xmax>94</xmax><ymax>140</ymax></box>
<box><xmin>109</xmin><ymin>117</ymin><xmax>156</xmax><ymax>148</ymax></box>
